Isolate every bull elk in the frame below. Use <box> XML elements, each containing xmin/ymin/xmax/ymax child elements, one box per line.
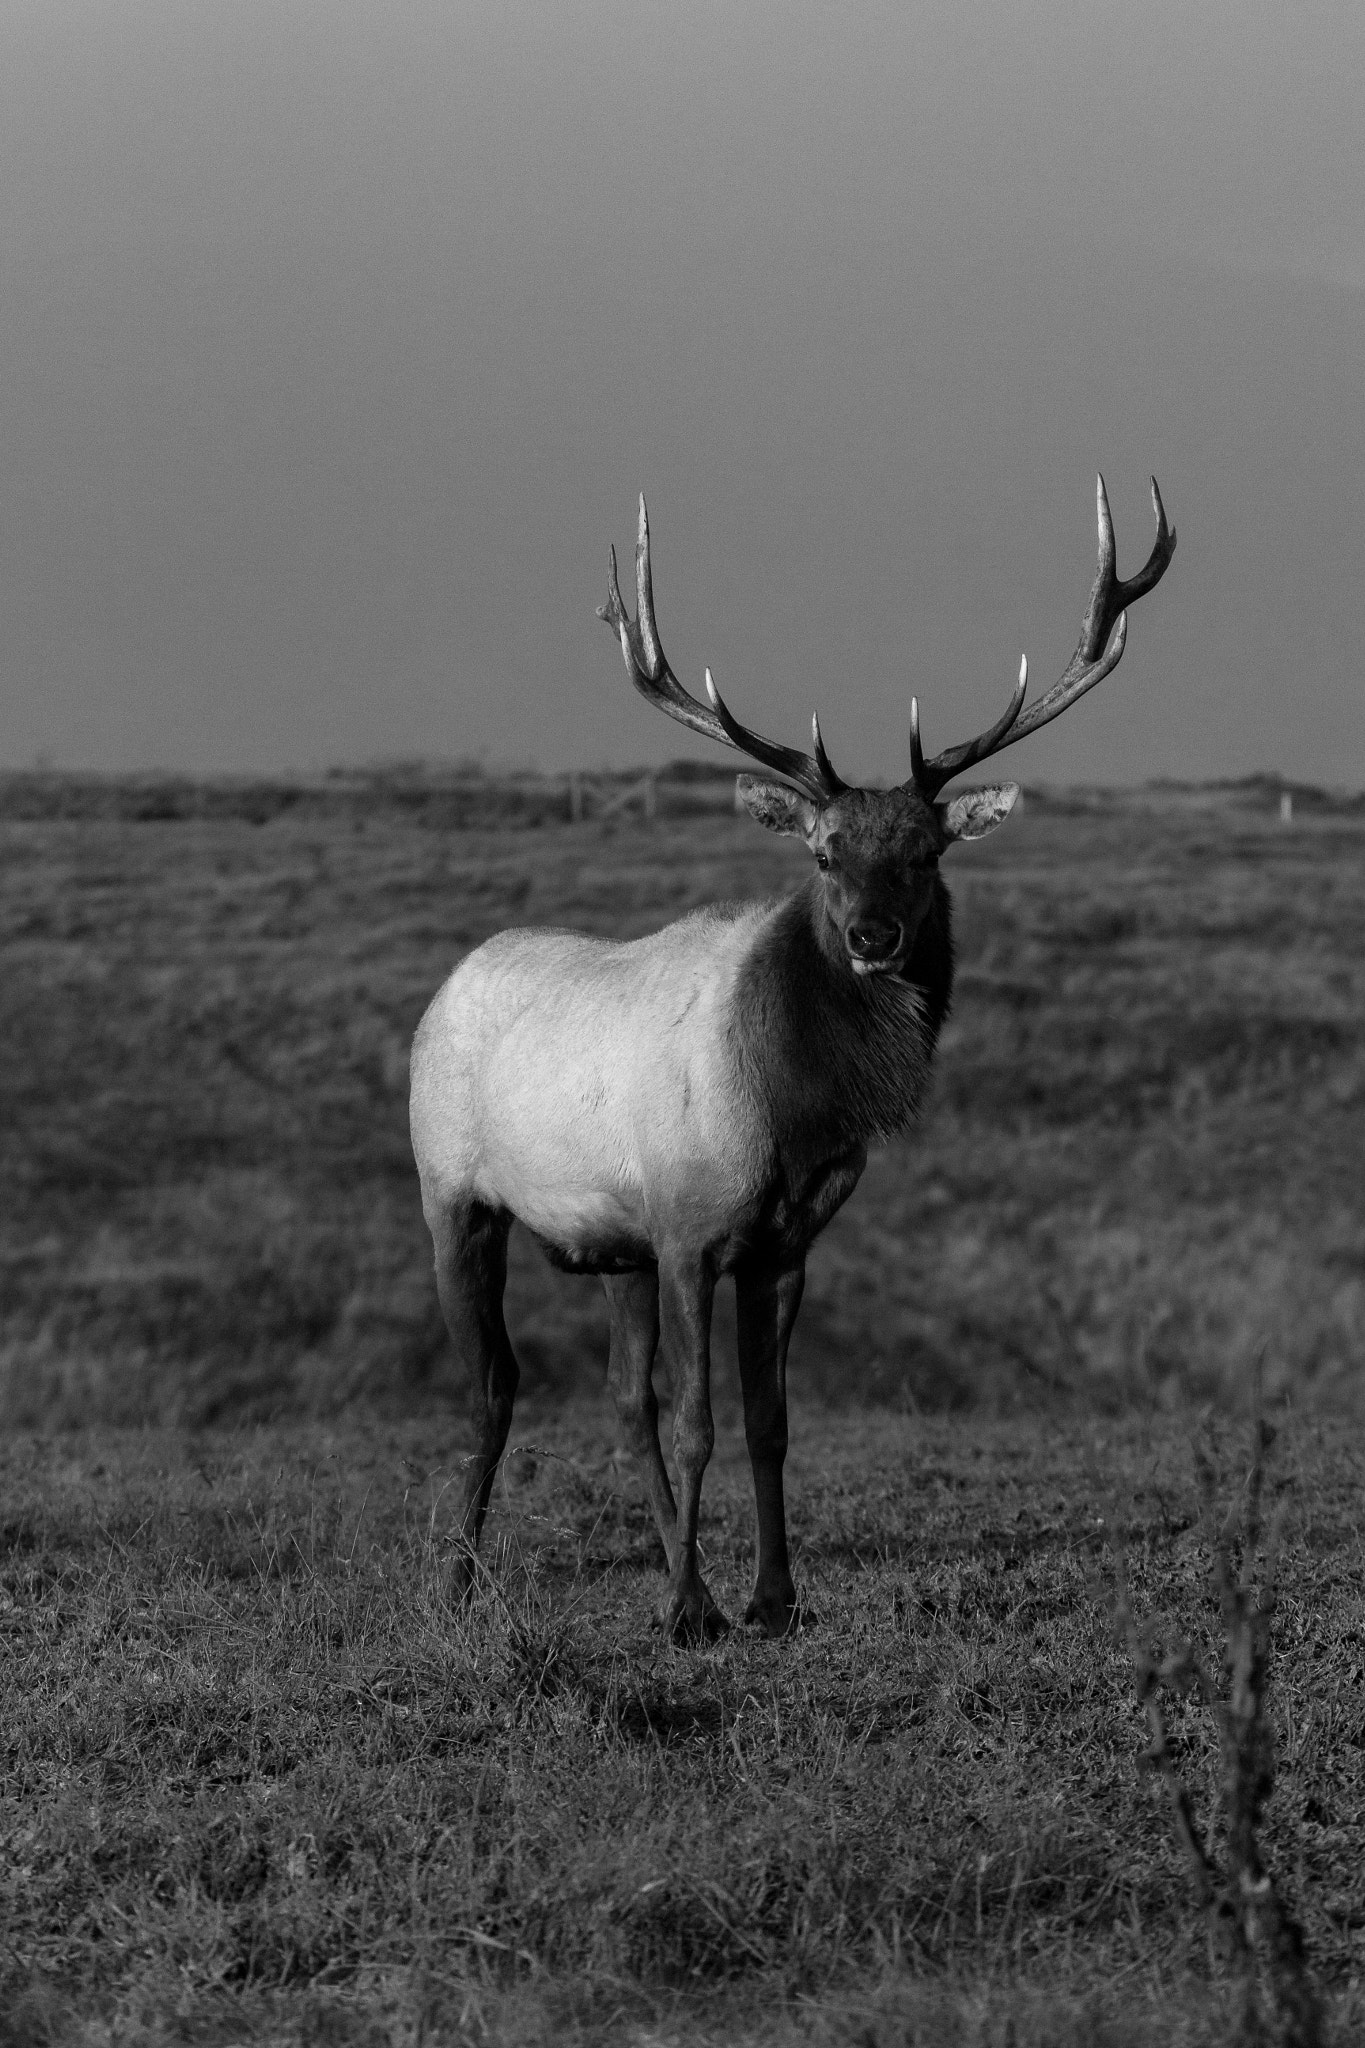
<box><xmin>410</xmin><ymin>479</ymin><xmax>1175</xmax><ymax>1640</ymax></box>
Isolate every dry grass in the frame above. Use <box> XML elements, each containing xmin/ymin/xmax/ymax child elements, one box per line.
<box><xmin>2</xmin><ymin>1404</ymin><xmax>1362</xmax><ymax>2044</ymax></box>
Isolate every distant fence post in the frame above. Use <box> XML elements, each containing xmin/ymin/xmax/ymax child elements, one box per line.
<box><xmin>570</xmin><ymin>772</ymin><xmax>659</xmax><ymax>825</ymax></box>
<box><xmin>1279</xmin><ymin>791</ymin><xmax>1293</xmax><ymax>826</ymax></box>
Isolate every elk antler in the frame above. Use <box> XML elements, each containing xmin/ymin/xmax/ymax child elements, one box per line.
<box><xmin>908</xmin><ymin>476</ymin><xmax>1176</xmax><ymax>799</ymax></box>
<box><xmin>599</xmin><ymin>496</ymin><xmax>846</xmax><ymax>804</ymax></box>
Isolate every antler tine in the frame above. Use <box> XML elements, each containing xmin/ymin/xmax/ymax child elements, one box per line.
<box><xmin>811</xmin><ymin>711</ymin><xmax>844</xmax><ymax>792</ymax></box>
<box><xmin>597</xmin><ymin>496</ymin><xmax>733</xmax><ymax>747</ymax></box>
<box><xmin>634</xmin><ymin>494</ymin><xmax>664</xmax><ymax>678</ymax></box>
<box><xmin>705</xmin><ymin>670</ymin><xmax>844</xmax><ymax>803</ymax></box>
<box><xmin>598</xmin><ymin>495</ymin><xmax>845</xmax><ymax>803</ymax></box>
<box><xmin>909</xmin><ymin>659</ymin><xmax>1028</xmax><ymax>799</ymax></box>
<box><xmin>909</xmin><ymin>475</ymin><xmax>1176</xmax><ymax>795</ymax></box>
<box><xmin>1001</xmin><ymin>473</ymin><xmax>1174</xmax><ymax>744</ymax></box>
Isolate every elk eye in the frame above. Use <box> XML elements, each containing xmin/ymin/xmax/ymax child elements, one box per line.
<box><xmin>815</xmin><ymin>851</ymin><xmax>830</xmax><ymax>871</ymax></box>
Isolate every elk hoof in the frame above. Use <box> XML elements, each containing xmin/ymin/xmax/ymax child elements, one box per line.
<box><xmin>657</xmin><ymin>1580</ymin><xmax>731</xmax><ymax>1644</ymax></box>
<box><xmin>744</xmin><ymin>1590</ymin><xmax>812</xmax><ymax>1638</ymax></box>
<box><xmin>447</xmin><ymin>1544</ymin><xmax>479</xmax><ymax>1606</ymax></box>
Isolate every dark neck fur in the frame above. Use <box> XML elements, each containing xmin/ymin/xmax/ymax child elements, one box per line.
<box><xmin>729</xmin><ymin>876</ymin><xmax>954</xmax><ymax>1155</ymax></box>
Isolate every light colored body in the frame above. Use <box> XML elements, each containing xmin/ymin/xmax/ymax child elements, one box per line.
<box><xmin>412</xmin><ymin>907</ymin><xmax>773</xmax><ymax>1269</ymax></box>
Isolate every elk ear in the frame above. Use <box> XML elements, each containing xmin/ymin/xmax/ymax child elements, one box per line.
<box><xmin>736</xmin><ymin>775</ymin><xmax>819</xmax><ymax>840</ymax></box>
<box><xmin>937</xmin><ymin>782</ymin><xmax>1020</xmax><ymax>843</ymax></box>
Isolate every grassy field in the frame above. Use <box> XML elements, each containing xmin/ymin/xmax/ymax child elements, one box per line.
<box><xmin>2</xmin><ymin>768</ymin><xmax>1363</xmax><ymax>1424</ymax></box>
<box><xmin>2</xmin><ymin>1404</ymin><xmax>1362</xmax><ymax>2044</ymax></box>
<box><xmin>1</xmin><ymin>768</ymin><xmax>1363</xmax><ymax>2041</ymax></box>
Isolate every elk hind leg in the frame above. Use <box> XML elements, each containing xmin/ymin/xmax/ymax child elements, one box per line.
<box><xmin>430</xmin><ymin>1198</ymin><xmax>519</xmax><ymax>1596</ymax></box>
<box><xmin>603</xmin><ymin>1271</ymin><xmax>678</xmax><ymax>1572</ymax></box>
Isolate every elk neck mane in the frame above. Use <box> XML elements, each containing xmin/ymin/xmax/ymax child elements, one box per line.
<box><xmin>724</xmin><ymin>872</ymin><xmax>954</xmax><ymax>1152</ymax></box>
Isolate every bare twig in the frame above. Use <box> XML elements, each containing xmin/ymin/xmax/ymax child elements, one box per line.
<box><xmin>1109</xmin><ymin>1520</ymin><xmax>1218</xmax><ymax>1916</ymax></box>
<box><xmin>1108</xmin><ymin>1368</ymin><xmax>1322</xmax><ymax>2046</ymax></box>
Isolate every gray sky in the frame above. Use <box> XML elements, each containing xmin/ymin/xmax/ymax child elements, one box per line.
<box><xmin>2</xmin><ymin>1</ymin><xmax>1362</xmax><ymax>784</ymax></box>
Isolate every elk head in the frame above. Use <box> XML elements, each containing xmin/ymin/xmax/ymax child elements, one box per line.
<box><xmin>600</xmin><ymin>484</ymin><xmax>1175</xmax><ymax>976</ymax></box>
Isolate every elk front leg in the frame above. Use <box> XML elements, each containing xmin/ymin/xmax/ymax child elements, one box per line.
<box><xmin>735</xmin><ymin>1255</ymin><xmax>806</xmax><ymax>1636</ymax></box>
<box><xmin>657</xmin><ymin>1255</ymin><xmax>729</xmax><ymax>1643</ymax></box>
<box><xmin>430</xmin><ymin>1199</ymin><xmax>519</xmax><ymax>1597</ymax></box>
<box><xmin>602</xmin><ymin>1271</ymin><xmax>677</xmax><ymax>1571</ymax></box>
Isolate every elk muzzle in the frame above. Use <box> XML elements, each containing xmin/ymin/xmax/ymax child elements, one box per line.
<box><xmin>846</xmin><ymin>918</ymin><xmax>904</xmax><ymax>975</ymax></box>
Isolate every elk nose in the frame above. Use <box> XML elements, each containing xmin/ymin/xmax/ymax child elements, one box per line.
<box><xmin>847</xmin><ymin>919</ymin><xmax>902</xmax><ymax>962</ymax></box>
